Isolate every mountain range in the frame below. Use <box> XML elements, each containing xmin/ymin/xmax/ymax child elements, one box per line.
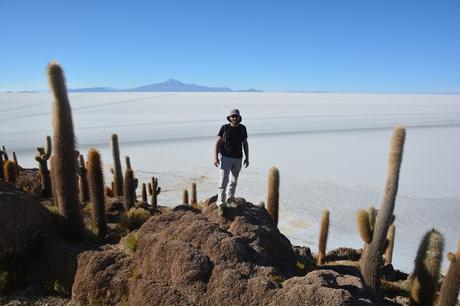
<box><xmin>68</xmin><ymin>79</ymin><xmax>262</xmax><ymax>93</ymax></box>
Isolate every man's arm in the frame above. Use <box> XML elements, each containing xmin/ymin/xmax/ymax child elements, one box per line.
<box><xmin>214</xmin><ymin>136</ymin><xmax>222</xmax><ymax>167</ymax></box>
<box><xmin>243</xmin><ymin>138</ymin><xmax>249</xmax><ymax>168</ymax></box>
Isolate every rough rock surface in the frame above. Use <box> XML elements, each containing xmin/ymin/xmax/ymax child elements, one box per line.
<box><xmin>0</xmin><ymin>180</ymin><xmax>54</xmax><ymax>261</ymax></box>
<box><xmin>72</xmin><ymin>199</ymin><xmax>377</xmax><ymax>305</ymax></box>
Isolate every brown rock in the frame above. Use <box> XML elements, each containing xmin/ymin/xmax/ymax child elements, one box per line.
<box><xmin>72</xmin><ymin>200</ymin><xmax>381</xmax><ymax>305</ymax></box>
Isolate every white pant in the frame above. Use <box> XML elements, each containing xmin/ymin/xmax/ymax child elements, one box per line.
<box><xmin>217</xmin><ymin>156</ymin><xmax>242</xmax><ymax>206</ymax></box>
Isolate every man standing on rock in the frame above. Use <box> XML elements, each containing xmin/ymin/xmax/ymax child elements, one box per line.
<box><xmin>213</xmin><ymin>109</ymin><xmax>249</xmax><ymax>216</ymax></box>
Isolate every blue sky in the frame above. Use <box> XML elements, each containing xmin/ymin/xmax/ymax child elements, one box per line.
<box><xmin>0</xmin><ymin>0</ymin><xmax>459</xmax><ymax>93</ymax></box>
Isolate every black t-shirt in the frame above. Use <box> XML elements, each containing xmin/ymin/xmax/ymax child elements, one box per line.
<box><xmin>218</xmin><ymin>124</ymin><xmax>248</xmax><ymax>159</ymax></box>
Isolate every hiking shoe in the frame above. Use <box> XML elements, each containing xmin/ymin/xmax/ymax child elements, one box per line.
<box><xmin>226</xmin><ymin>198</ymin><xmax>238</xmax><ymax>208</ymax></box>
<box><xmin>217</xmin><ymin>205</ymin><xmax>226</xmax><ymax>216</ymax></box>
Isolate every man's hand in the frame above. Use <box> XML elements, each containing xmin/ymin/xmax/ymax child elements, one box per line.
<box><xmin>244</xmin><ymin>158</ymin><xmax>249</xmax><ymax>168</ymax></box>
<box><xmin>213</xmin><ymin>157</ymin><xmax>220</xmax><ymax>167</ymax></box>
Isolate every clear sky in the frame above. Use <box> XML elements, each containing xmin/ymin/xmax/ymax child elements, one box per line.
<box><xmin>0</xmin><ymin>0</ymin><xmax>459</xmax><ymax>93</ymax></box>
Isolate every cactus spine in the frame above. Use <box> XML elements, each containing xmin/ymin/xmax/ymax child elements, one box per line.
<box><xmin>3</xmin><ymin>160</ymin><xmax>17</xmax><ymax>184</ymax></box>
<box><xmin>149</xmin><ymin>177</ymin><xmax>161</xmax><ymax>211</ymax></box>
<box><xmin>111</xmin><ymin>134</ymin><xmax>124</xmax><ymax>198</ymax></box>
<box><xmin>317</xmin><ymin>209</ymin><xmax>330</xmax><ymax>265</ymax></box>
<box><xmin>35</xmin><ymin>136</ymin><xmax>52</xmax><ymax>197</ymax></box>
<box><xmin>437</xmin><ymin>241</ymin><xmax>460</xmax><ymax>306</ymax></box>
<box><xmin>87</xmin><ymin>148</ymin><xmax>107</xmax><ymax>239</ymax></box>
<box><xmin>190</xmin><ymin>182</ymin><xmax>197</xmax><ymax>204</ymax></box>
<box><xmin>267</xmin><ymin>167</ymin><xmax>280</xmax><ymax>225</ymax></box>
<box><xmin>141</xmin><ymin>183</ymin><xmax>148</xmax><ymax>204</ymax></box>
<box><xmin>77</xmin><ymin>154</ymin><xmax>89</xmax><ymax>202</ymax></box>
<box><xmin>360</xmin><ymin>127</ymin><xmax>406</xmax><ymax>290</ymax></box>
<box><xmin>409</xmin><ymin>229</ymin><xmax>444</xmax><ymax>306</ymax></box>
<box><xmin>384</xmin><ymin>224</ymin><xmax>396</xmax><ymax>265</ymax></box>
<box><xmin>47</xmin><ymin>61</ymin><xmax>84</xmax><ymax>240</ymax></box>
<box><xmin>182</xmin><ymin>189</ymin><xmax>189</xmax><ymax>205</ymax></box>
<box><xmin>124</xmin><ymin>169</ymin><xmax>137</xmax><ymax>211</ymax></box>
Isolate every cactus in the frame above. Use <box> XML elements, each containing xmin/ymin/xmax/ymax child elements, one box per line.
<box><xmin>182</xmin><ymin>189</ymin><xmax>189</xmax><ymax>205</ymax></box>
<box><xmin>367</xmin><ymin>206</ymin><xmax>377</xmax><ymax>232</ymax></box>
<box><xmin>12</xmin><ymin>152</ymin><xmax>18</xmax><ymax>165</ymax></box>
<box><xmin>317</xmin><ymin>209</ymin><xmax>330</xmax><ymax>265</ymax></box>
<box><xmin>257</xmin><ymin>201</ymin><xmax>265</xmax><ymax>208</ymax></box>
<box><xmin>190</xmin><ymin>182</ymin><xmax>197</xmax><ymax>204</ymax></box>
<box><xmin>357</xmin><ymin>209</ymin><xmax>373</xmax><ymax>244</ymax></box>
<box><xmin>76</xmin><ymin>154</ymin><xmax>89</xmax><ymax>202</ymax></box>
<box><xmin>87</xmin><ymin>148</ymin><xmax>107</xmax><ymax>239</ymax></box>
<box><xmin>409</xmin><ymin>229</ymin><xmax>444</xmax><ymax>306</ymax></box>
<box><xmin>1</xmin><ymin>145</ymin><xmax>8</xmax><ymax>160</ymax></box>
<box><xmin>141</xmin><ymin>183</ymin><xmax>148</xmax><ymax>204</ymax></box>
<box><xmin>437</xmin><ymin>240</ymin><xmax>460</xmax><ymax>306</ymax></box>
<box><xmin>384</xmin><ymin>224</ymin><xmax>396</xmax><ymax>265</ymax></box>
<box><xmin>47</xmin><ymin>61</ymin><xmax>84</xmax><ymax>240</ymax></box>
<box><xmin>35</xmin><ymin>136</ymin><xmax>52</xmax><ymax>197</ymax></box>
<box><xmin>111</xmin><ymin>134</ymin><xmax>124</xmax><ymax>198</ymax></box>
<box><xmin>125</xmin><ymin>156</ymin><xmax>131</xmax><ymax>170</ymax></box>
<box><xmin>360</xmin><ymin>127</ymin><xmax>406</xmax><ymax>290</ymax></box>
<box><xmin>150</xmin><ymin>177</ymin><xmax>161</xmax><ymax>211</ymax></box>
<box><xmin>267</xmin><ymin>167</ymin><xmax>280</xmax><ymax>225</ymax></box>
<box><xmin>124</xmin><ymin>169</ymin><xmax>137</xmax><ymax>211</ymax></box>
<box><xmin>3</xmin><ymin>160</ymin><xmax>17</xmax><ymax>184</ymax></box>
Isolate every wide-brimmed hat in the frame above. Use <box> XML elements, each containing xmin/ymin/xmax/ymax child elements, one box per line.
<box><xmin>227</xmin><ymin>109</ymin><xmax>242</xmax><ymax>123</ymax></box>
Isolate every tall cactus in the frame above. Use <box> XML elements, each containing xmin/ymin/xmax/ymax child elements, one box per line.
<box><xmin>87</xmin><ymin>148</ymin><xmax>107</xmax><ymax>239</ymax></box>
<box><xmin>77</xmin><ymin>154</ymin><xmax>89</xmax><ymax>202</ymax></box>
<box><xmin>3</xmin><ymin>160</ymin><xmax>17</xmax><ymax>184</ymax></box>
<box><xmin>141</xmin><ymin>183</ymin><xmax>148</xmax><ymax>204</ymax></box>
<box><xmin>182</xmin><ymin>189</ymin><xmax>189</xmax><ymax>205</ymax></box>
<box><xmin>125</xmin><ymin>156</ymin><xmax>131</xmax><ymax>170</ymax></box>
<box><xmin>267</xmin><ymin>167</ymin><xmax>280</xmax><ymax>226</ymax></box>
<box><xmin>360</xmin><ymin>126</ymin><xmax>406</xmax><ymax>290</ymax></box>
<box><xmin>384</xmin><ymin>224</ymin><xmax>396</xmax><ymax>265</ymax></box>
<box><xmin>149</xmin><ymin>176</ymin><xmax>161</xmax><ymax>212</ymax></box>
<box><xmin>111</xmin><ymin>134</ymin><xmax>124</xmax><ymax>198</ymax></box>
<box><xmin>12</xmin><ymin>152</ymin><xmax>18</xmax><ymax>165</ymax></box>
<box><xmin>47</xmin><ymin>61</ymin><xmax>84</xmax><ymax>240</ymax></box>
<box><xmin>409</xmin><ymin>229</ymin><xmax>444</xmax><ymax>306</ymax></box>
<box><xmin>190</xmin><ymin>182</ymin><xmax>197</xmax><ymax>204</ymax></box>
<box><xmin>317</xmin><ymin>209</ymin><xmax>330</xmax><ymax>265</ymax></box>
<box><xmin>357</xmin><ymin>209</ymin><xmax>373</xmax><ymax>244</ymax></box>
<box><xmin>124</xmin><ymin>169</ymin><xmax>137</xmax><ymax>211</ymax></box>
<box><xmin>437</xmin><ymin>240</ymin><xmax>460</xmax><ymax>306</ymax></box>
<box><xmin>35</xmin><ymin>136</ymin><xmax>52</xmax><ymax>197</ymax></box>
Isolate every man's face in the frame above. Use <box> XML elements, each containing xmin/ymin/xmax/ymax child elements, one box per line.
<box><xmin>229</xmin><ymin>115</ymin><xmax>239</xmax><ymax>124</ymax></box>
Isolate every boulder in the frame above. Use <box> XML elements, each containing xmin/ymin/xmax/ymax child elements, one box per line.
<box><xmin>72</xmin><ymin>199</ymin><xmax>379</xmax><ymax>305</ymax></box>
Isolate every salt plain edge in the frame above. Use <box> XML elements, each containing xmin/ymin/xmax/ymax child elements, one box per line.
<box><xmin>1</xmin><ymin>92</ymin><xmax>460</xmax><ymax>274</ymax></box>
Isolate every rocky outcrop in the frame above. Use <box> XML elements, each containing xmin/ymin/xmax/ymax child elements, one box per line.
<box><xmin>0</xmin><ymin>180</ymin><xmax>53</xmax><ymax>262</ymax></box>
<box><xmin>72</xmin><ymin>199</ymin><xmax>377</xmax><ymax>305</ymax></box>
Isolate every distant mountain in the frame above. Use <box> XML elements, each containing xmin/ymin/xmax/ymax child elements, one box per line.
<box><xmin>68</xmin><ymin>79</ymin><xmax>262</xmax><ymax>93</ymax></box>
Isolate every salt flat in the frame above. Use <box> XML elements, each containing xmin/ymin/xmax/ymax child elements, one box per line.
<box><xmin>1</xmin><ymin>92</ymin><xmax>460</xmax><ymax>273</ymax></box>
